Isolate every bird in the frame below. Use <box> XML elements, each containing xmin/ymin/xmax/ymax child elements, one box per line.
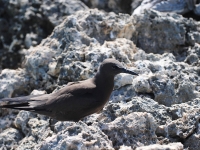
<box><xmin>0</xmin><ymin>58</ymin><xmax>138</xmax><ymax>121</ymax></box>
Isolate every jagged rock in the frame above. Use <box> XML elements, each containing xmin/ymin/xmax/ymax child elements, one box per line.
<box><xmin>184</xmin><ymin>134</ymin><xmax>200</xmax><ymax>150</ymax></box>
<box><xmin>82</xmin><ymin>0</ymin><xmax>200</xmax><ymax>18</ymax></box>
<box><xmin>0</xmin><ymin>69</ymin><xmax>30</xmax><ymax>98</ymax></box>
<box><xmin>99</xmin><ymin>112</ymin><xmax>157</xmax><ymax>149</ymax></box>
<box><xmin>41</xmin><ymin>0</ymin><xmax>88</xmax><ymax>26</ymax></box>
<box><xmin>0</xmin><ymin>0</ymin><xmax>88</xmax><ymax>69</ymax></box>
<box><xmin>185</xmin><ymin>43</ymin><xmax>200</xmax><ymax>66</ymax></box>
<box><xmin>132</xmin><ymin>9</ymin><xmax>200</xmax><ymax>54</ymax></box>
<box><xmin>16</xmin><ymin>117</ymin><xmax>53</xmax><ymax>149</ymax></box>
<box><xmin>166</xmin><ymin>113</ymin><xmax>198</xmax><ymax>139</ymax></box>
<box><xmin>24</xmin><ymin>7</ymin><xmax>137</xmax><ymax>85</ymax></box>
<box><xmin>39</xmin><ymin>121</ymin><xmax>113</xmax><ymax>150</ymax></box>
<box><xmin>133</xmin><ymin>0</ymin><xmax>200</xmax><ymax>16</ymax></box>
<box><xmin>136</xmin><ymin>142</ymin><xmax>183</xmax><ymax>150</ymax></box>
<box><xmin>0</xmin><ymin>128</ymin><xmax>23</xmax><ymax>149</ymax></box>
<box><xmin>0</xmin><ymin>4</ymin><xmax>200</xmax><ymax>150</ymax></box>
<box><xmin>14</xmin><ymin>111</ymin><xmax>36</xmax><ymax>135</ymax></box>
<box><xmin>98</xmin><ymin>97</ymin><xmax>170</xmax><ymax>125</ymax></box>
<box><xmin>133</xmin><ymin>51</ymin><xmax>200</xmax><ymax>106</ymax></box>
<box><xmin>16</xmin><ymin>136</ymin><xmax>38</xmax><ymax>150</ymax></box>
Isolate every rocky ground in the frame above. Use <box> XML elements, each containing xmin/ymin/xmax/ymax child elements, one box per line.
<box><xmin>0</xmin><ymin>0</ymin><xmax>200</xmax><ymax>149</ymax></box>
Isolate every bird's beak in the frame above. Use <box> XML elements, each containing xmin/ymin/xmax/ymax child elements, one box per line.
<box><xmin>121</xmin><ymin>68</ymin><xmax>138</xmax><ymax>76</ymax></box>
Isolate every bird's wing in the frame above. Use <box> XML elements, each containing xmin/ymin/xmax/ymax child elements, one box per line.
<box><xmin>0</xmin><ymin>78</ymin><xmax>95</xmax><ymax>108</ymax></box>
<box><xmin>34</xmin><ymin>82</ymin><xmax>99</xmax><ymax>120</ymax></box>
<box><xmin>45</xmin><ymin>82</ymin><xmax>97</xmax><ymax>110</ymax></box>
<box><xmin>0</xmin><ymin>79</ymin><xmax>99</xmax><ymax>121</ymax></box>
<box><xmin>55</xmin><ymin>78</ymin><xmax>96</xmax><ymax>95</ymax></box>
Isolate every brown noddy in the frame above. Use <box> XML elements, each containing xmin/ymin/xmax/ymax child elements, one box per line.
<box><xmin>0</xmin><ymin>59</ymin><xmax>138</xmax><ymax>121</ymax></box>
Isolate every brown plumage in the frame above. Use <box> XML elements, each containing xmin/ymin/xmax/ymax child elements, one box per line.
<box><xmin>0</xmin><ymin>59</ymin><xmax>138</xmax><ymax>121</ymax></box>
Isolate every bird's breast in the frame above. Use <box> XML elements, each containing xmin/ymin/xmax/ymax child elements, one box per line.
<box><xmin>95</xmin><ymin>86</ymin><xmax>113</xmax><ymax>105</ymax></box>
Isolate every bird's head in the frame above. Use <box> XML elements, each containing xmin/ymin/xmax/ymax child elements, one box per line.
<box><xmin>98</xmin><ymin>58</ymin><xmax>138</xmax><ymax>77</ymax></box>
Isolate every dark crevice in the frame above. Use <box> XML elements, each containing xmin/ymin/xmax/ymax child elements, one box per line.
<box><xmin>138</xmin><ymin>92</ymin><xmax>155</xmax><ymax>100</ymax></box>
<box><xmin>81</xmin><ymin>0</ymin><xmax>133</xmax><ymax>14</ymax></box>
<box><xmin>183</xmin><ymin>11</ymin><xmax>200</xmax><ymax>21</ymax></box>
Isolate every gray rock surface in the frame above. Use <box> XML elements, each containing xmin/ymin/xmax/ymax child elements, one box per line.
<box><xmin>184</xmin><ymin>133</ymin><xmax>200</xmax><ymax>150</ymax></box>
<box><xmin>0</xmin><ymin>1</ymin><xmax>200</xmax><ymax>149</ymax></box>
<box><xmin>0</xmin><ymin>0</ymin><xmax>88</xmax><ymax>69</ymax></box>
<box><xmin>133</xmin><ymin>0</ymin><xmax>199</xmax><ymax>15</ymax></box>
<box><xmin>99</xmin><ymin>112</ymin><xmax>157</xmax><ymax>149</ymax></box>
<box><xmin>0</xmin><ymin>128</ymin><xmax>23</xmax><ymax>149</ymax></box>
<box><xmin>39</xmin><ymin>121</ymin><xmax>113</xmax><ymax>150</ymax></box>
<box><xmin>132</xmin><ymin>9</ymin><xmax>200</xmax><ymax>54</ymax></box>
<box><xmin>136</xmin><ymin>142</ymin><xmax>183</xmax><ymax>150</ymax></box>
<box><xmin>0</xmin><ymin>69</ymin><xmax>29</xmax><ymax>98</ymax></box>
<box><xmin>81</xmin><ymin>0</ymin><xmax>200</xmax><ymax>20</ymax></box>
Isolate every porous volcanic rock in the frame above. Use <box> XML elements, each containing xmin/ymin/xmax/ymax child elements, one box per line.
<box><xmin>0</xmin><ymin>3</ymin><xmax>200</xmax><ymax>150</ymax></box>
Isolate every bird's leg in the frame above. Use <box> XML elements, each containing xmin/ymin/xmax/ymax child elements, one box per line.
<box><xmin>49</xmin><ymin>118</ymin><xmax>58</xmax><ymax>132</ymax></box>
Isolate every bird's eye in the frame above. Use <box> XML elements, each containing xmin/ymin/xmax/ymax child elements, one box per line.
<box><xmin>112</xmin><ymin>65</ymin><xmax>119</xmax><ymax>69</ymax></box>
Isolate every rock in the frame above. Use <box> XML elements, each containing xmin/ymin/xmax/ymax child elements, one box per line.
<box><xmin>16</xmin><ymin>117</ymin><xmax>53</xmax><ymax>149</ymax></box>
<box><xmin>194</xmin><ymin>4</ymin><xmax>200</xmax><ymax>15</ymax></box>
<box><xmin>27</xmin><ymin>118</ymin><xmax>52</xmax><ymax>141</ymax></box>
<box><xmin>133</xmin><ymin>0</ymin><xmax>190</xmax><ymax>15</ymax></box>
<box><xmin>166</xmin><ymin>113</ymin><xmax>198</xmax><ymax>139</ymax></box>
<box><xmin>0</xmin><ymin>69</ymin><xmax>29</xmax><ymax>98</ymax></box>
<box><xmin>13</xmin><ymin>90</ymin><xmax>47</xmax><ymax>135</ymax></box>
<box><xmin>17</xmin><ymin>136</ymin><xmax>38</xmax><ymax>150</ymax></box>
<box><xmin>39</xmin><ymin>121</ymin><xmax>113</xmax><ymax>150</ymax></box>
<box><xmin>41</xmin><ymin>0</ymin><xmax>88</xmax><ymax>26</ymax></box>
<box><xmin>99</xmin><ymin>112</ymin><xmax>158</xmax><ymax>149</ymax></box>
<box><xmin>99</xmin><ymin>97</ymin><xmax>170</xmax><ymax>125</ymax></box>
<box><xmin>136</xmin><ymin>142</ymin><xmax>183</xmax><ymax>150</ymax></box>
<box><xmin>0</xmin><ymin>0</ymin><xmax>88</xmax><ymax>69</ymax></box>
<box><xmin>133</xmin><ymin>52</ymin><xmax>199</xmax><ymax>106</ymax></box>
<box><xmin>30</xmin><ymin>90</ymin><xmax>46</xmax><ymax>95</ymax></box>
<box><xmin>114</xmin><ymin>73</ymin><xmax>135</xmax><ymax>90</ymax></box>
<box><xmin>14</xmin><ymin>111</ymin><xmax>36</xmax><ymax>135</ymax></box>
<box><xmin>184</xmin><ymin>134</ymin><xmax>200</xmax><ymax>150</ymax></box>
<box><xmin>185</xmin><ymin>43</ymin><xmax>200</xmax><ymax>65</ymax></box>
<box><xmin>119</xmin><ymin>145</ymin><xmax>133</xmax><ymax>150</ymax></box>
<box><xmin>187</xmin><ymin>32</ymin><xmax>200</xmax><ymax>46</ymax></box>
<box><xmin>132</xmin><ymin>9</ymin><xmax>200</xmax><ymax>54</ymax></box>
<box><xmin>0</xmin><ymin>4</ymin><xmax>200</xmax><ymax>150</ymax></box>
<box><xmin>132</xmin><ymin>0</ymin><xmax>200</xmax><ymax>17</ymax></box>
<box><xmin>23</xmin><ymin>9</ymin><xmax>137</xmax><ymax>86</ymax></box>
<box><xmin>0</xmin><ymin>128</ymin><xmax>23</xmax><ymax>149</ymax></box>
<box><xmin>166</xmin><ymin>99</ymin><xmax>200</xmax><ymax>140</ymax></box>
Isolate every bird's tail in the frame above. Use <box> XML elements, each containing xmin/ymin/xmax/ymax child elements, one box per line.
<box><xmin>0</xmin><ymin>102</ymin><xmax>34</xmax><ymax>110</ymax></box>
<box><xmin>0</xmin><ymin>94</ymin><xmax>46</xmax><ymax>111</ymax></box>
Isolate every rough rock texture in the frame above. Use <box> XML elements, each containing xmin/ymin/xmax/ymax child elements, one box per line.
<box><xmin>132</xmin><ymin>10</ymin><xmax>200</xmax><ymax>54</ymax></box>
<box><xmin>81</xmin><ymin>0</ymin><xmax>133</xmax><ymax>14</ymax></box>
<box><xmin>82</xmin><ymin>0</ymin><xmax>200</xmax><ymax>20</ymax></box>
<box><xmin>132</xmin><ymin>0</ymin><xmax>200</xmax><ymax>16</ymax></box>
<box><xmin>0</xmin><ymin>69</ymin><xmax>30</xmax><ymax>98</ymax></box>
<box><xmin>0</xmin><ymin>1</ymin><xmax>200</xmax><ymax>149</ymax></box>
<box><xmin>39</xmin><ymin>121</ymin><xmax>113</xmax><ymax>150</ymax></box>
<box><xmin>136</xmin><ymin>142</ymin><xmax>183</xmax><ymax>150</ymax></box>
<box><xmin>0</xmin><ymin>0</ymin><xmax>88</xmax><ymax>69</ymax></box>
<box><xmin>99</xmin><ymin>112</ymin><xmax>157</xmax><ymax>149</ymax></box>
<box><xmin>0</xmin><ymin>128</ymin><xmax>23</xmax><ymax>149</ymax></box>
<box><xmin>184</xmin><ymin>134</ymin><xmax>200</xmax><ymax>150</ymax></box>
